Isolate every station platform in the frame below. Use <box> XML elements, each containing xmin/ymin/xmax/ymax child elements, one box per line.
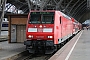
<box><xmin>0</xmin><ymin>41</ymin><xmax>25</xmax><ymax>60</ymax></box>
<box><xmin>49</xmin><ymin>30</ymin><xmax>90</xmax><ymax>60</ymax></box>
<box><xmin>0</xmin><ymin>31</ymin><xmax>8</xmax><ymax>41</ymax></box>
<box><xmin>0</xmin><ymin>35</ymin><xmax>8</xmax><ymax>41</ymax></box>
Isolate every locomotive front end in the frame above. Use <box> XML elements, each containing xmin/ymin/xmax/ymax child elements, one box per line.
<box><xmin>24</xmin><ymin>11</ymin><xmax>55</xmax><ymax>54</ymax></box>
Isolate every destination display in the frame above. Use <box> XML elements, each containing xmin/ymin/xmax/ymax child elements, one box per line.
<box><xmin>31</xmin><ymin>12</ymin><xmax>54</xmax><ymax>14</ymax></box>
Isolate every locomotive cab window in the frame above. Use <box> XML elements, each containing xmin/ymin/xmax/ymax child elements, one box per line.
<box><xmin>29</xmin><ymin>12</ymin><xmax>54</xmax><ymax>24</ymax></box>
<box><xmin>42</xmin><ymin>15</ymin><xmax>54</xmax><ymax>24</ymax></box>
<box><xmin>29</xmin><ymin>14</ymin><xmax>41</xmax><ymax>23</ymax></box>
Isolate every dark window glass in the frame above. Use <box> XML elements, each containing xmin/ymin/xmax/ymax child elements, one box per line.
<box><xmin>2</xmin><ymin>24</ymin><xmax>8</xmax><ymax>27</ymax></box>
<box><xmin>29</xmin><ymin>12</ymin><xmax>54</xmax><ymax>24</ymax></box>
<box><xmin>60</xmin><ymin>17</ymin><xmax>61</xmax><ymax>24</ymax></box>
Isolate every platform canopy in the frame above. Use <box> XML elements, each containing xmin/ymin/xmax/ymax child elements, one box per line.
<box><xmin>0</xmin><ymin>0</ymin><xmax>89</xmax><ymax>23</ymax></box>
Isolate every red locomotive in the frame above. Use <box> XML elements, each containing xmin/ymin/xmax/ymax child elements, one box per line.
<box><xmin>24</xmin><ymin>10</ymin><xmax>81</xmax><ymax>54</ymax></box>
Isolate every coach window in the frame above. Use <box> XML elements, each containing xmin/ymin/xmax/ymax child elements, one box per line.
<box><xmin>60</xmin><ymin>17</ymin><xmax>61</xmax><ymax>24</ymax></box>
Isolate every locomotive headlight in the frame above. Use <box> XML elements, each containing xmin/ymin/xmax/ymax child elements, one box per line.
<box><xmin>48</xmin><ymin>36</ymin><xmax>53</xmax><ymax>38</ymax></box>
<box><xmin>39</xmin><ymin>25</ymin><xmax>42</xmax><ymax>28</ymax></box>
<box><xmin>28</xmin><ymin>35</ymin><xmax>33</xmax><ymax>38</ymax></box>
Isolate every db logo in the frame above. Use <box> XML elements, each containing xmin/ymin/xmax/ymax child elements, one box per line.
<box><xmin>38</xmin><ymin>28</ymin><xmax>43</xmax><ymax>32</ymax></box>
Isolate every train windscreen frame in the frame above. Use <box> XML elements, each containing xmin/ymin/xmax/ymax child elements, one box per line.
<box><xmin>29</xmin><ymin>12</ymin><xmax>54</xmax><ymax>24</ymax></box>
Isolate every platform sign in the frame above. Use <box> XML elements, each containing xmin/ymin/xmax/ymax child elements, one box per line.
<box><xmin>31</xmin><ymin>12</ymin><xmax>54</xmax><ymax>14</ymax></box>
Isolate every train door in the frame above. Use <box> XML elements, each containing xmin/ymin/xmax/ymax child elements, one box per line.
<box><xmin>11</xmin><ymin>25</ymin><xmax>16</xmax><ymax>42</ymax></box>
<box><xmin>58</xmin><ymin>16</ymin><xmax>62</xmax><ymax>43</ymax></box>
<box><xmin>17</xmin><ymin>25</ymin><xmax>26</xmax><ymax>43</ymax></box>
<box><xmin>60</xmin><ymin>16</ymin><xmax>62</xmax><ymax>39</ymax></box>
<box><xmin>60</xmin><ymin>16</ymin><xmax>66</xmax><ymax>42</ymax></box>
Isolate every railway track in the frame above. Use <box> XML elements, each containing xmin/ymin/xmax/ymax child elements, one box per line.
<box><xmin>15</xmin><ymin>33</ymin><xmax>76</xmax><ymax>60</ymax></box>
<box><xmin>16</xmin><ymin>53</ymin><xmax>52</xmax><ymax>60</ymax></box>
<box><xmin>24</xmin><ymin>54</ymin><xmax>52</xmax><ymax>60</ymax></box>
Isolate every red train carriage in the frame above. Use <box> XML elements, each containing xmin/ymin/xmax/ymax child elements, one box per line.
<box><xmin>78</xmin><ymin>23</ymin><xmax>82</xmax><ymax>30</ymax></box>
<box><xmin>24</xmin><ymin>10</ymin><xmax>80</xmax><ymax>54</ymax></box>
<box><xmin>72</xmin><ymin>18</ymin><xmax>81</xmax><ymax>34</ymax></box>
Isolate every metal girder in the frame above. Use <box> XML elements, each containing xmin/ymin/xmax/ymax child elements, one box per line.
<box><xmin>63</xmin><ymin>0</ymin><xmax>73</xmax><ymax>13</ymax></box>
<box><xmin>79</xmin><ymin>15</ymin><xmax>85</xmax><ymax>23</ymax></box>
<box><xmin>25</xmin><ymin>0</ymin><xmax>50</xmax><ymax>10</ymax></box>
<box><xmin>0</xmin><ymin>0</ymin><xmax>7</xmax><ymax>20</ymax></box>
<box><xmin>17</xmin><ymin>3</ymin><xmax>26</xmax><ymax>10</ymax></box>
<box><xmin>23</xmin><ymin>5</ymin><xmax>28</xmax><ymax>13</ymax></box>
<box><xmin>39</xmin><ymin>0</ymin><xmax>50</xmax><ymax>10</ymax></box>
<box><xmin>25</xmin><ymin>0</ymin><xmax>31</xmax><ymax>11</ymax></box>
<box><xmin>0</xmin><ymin>0</ymin><xmax>7</xmax><ymax>21</ymax></box>
<box><xmin>56</xmin><ymin>0</ymin><xmax>64</xmax><ymax>10</ymax></box>
<box><xmin>15</xmin><ymin>0</ymin><xmax>26</xmax><ymax>4</ymax></box>
<box><xmin>36</xmin><ymin>0</ymin><xmax>63</xmax><ymax>10</ymax></box>
<box><xmin>7</xmin><ymin>0</ymin><xmax>28</xmax><ymax>13</ymax></box>
<box><xmin>73</xmin><ymin>3</ymin><xmax>86</xmax><ymax>17</ymax></box>
<box><xmin>75</xmin><ymin>7</ymin><xmax>86</xmax><ymax>22</ymax></box>
<box><xmin>76</xmin><ymin>7</ymin><xmax>86</xmax><ymax>19</ymax></box>
<box><xmin>68</xmin><ymin>0</ymin><xmax>80</xmax><ymax>15</ymax></box>
<box><xmin>53</xmin><ymin>0</ymin><xmax>59</xmax><ymax>9</ymax></box>
<box><xmin>71</xmin><ymin>0</ymin><xmax>86</xmax><ymax>16</ymax></box>
<box><xmin>6</xmin><ymin>0</ymin><xmax>88</xmax><ymax>23</ymax></box>
<box><xmin>53</xmin><ymin>0</ymin><xmax>57</xmax><ymax>4</ymax></box>
<box><xmin>26</xmin><ymin>0</ymin><xmax>41</xmax><ymax>10</ymax></box>
<box><xmin>32</xmin><ymin>0</ymin><xmax>64</xmax><ymax>10</ymax></box>
<box><xmin>5</xmin><ymin>3</ymin><xmax>12</xmax><ymax>12</ymax></box>
<box><xmin>34</xmin><ymin>0</ymin><xmax>40</xmax><ymax>10</ymax></box>
<box><xmin>0</xmin><ymin>0</ymin><xmax>7</xmax><ymax>35</ymax></box>
<box><xmin>76</xmin><ymin>7</ymin><xmax>86</xmax><ymax>21</ymax></box>
<box><xmin>40</xmin><ymin>0</ymin><xmax>59</xmax><ymax>10</ymax></box>
<box><xmin>79</xmin><ymin>11</ymin><xmax>90</xmax><ymax>23</ymax></box>
<box><xmin>0</xmin><ymin>0</ymin><xmax>2</xmax><ymax>5</ymax></box>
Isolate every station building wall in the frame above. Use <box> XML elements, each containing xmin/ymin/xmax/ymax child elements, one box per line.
<box><xmin>8</xmin><ymin>14</ymin><xmax>28</xmax><ymax>43</ymax></box>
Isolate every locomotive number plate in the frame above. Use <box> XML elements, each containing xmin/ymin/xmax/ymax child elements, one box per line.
<box><xmin>36</xmin><ymin>36</ymin><xmax>44</xmax><ymax>38</ymax></box>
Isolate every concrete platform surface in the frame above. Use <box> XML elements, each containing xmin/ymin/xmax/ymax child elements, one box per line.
<box><xmin>0</xmin><ymin>35</ymin><xmax>8</xmax><ymax>41</ymax></box>
<box><xmin>49</xmin><ymin>30</ymin><xmax>90</xmax><ymax>60</ymax></box>
<box><xmin>0</xmin><ymin>31</ymin><xmax>8</xmax><ymax>41</ymax></box>
<box><xmin>0</xmin><ymin>41</ymin><xmax>25</xmax><ymax>60</ymax></box>
<box><xmin>69</xmin><ymin>30</ymin><xmax>90</xmax><ymax>60</ymax></box>
<box><xmin>49</xmin><ymin>31</ymin><xmax>82</xmax><ymax>60</ymax></box>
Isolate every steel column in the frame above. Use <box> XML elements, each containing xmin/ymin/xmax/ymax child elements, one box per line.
<box><xmin>0</xmin><ymin>0</ymin><xmax>7</xmax><ymax>35</ymax></box>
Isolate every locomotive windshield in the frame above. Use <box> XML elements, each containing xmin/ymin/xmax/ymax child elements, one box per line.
<box><xmin>29</xmin><ymin>12</ymin><xmax>54</xmax><ymax>24</ymax></box>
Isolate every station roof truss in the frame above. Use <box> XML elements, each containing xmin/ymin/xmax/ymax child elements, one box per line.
<box><xmin>4</xmin><ymin>0</ymin><xmax>90</xmax><ymax>23</ymax></box>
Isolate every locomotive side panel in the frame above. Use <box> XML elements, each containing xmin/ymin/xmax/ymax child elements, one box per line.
<box><xmin>57</xmin><ymin>12</ymin><xmax>73</xmax><ymax>43</ymax></box>
<box><xmin>54</xmin><ymin>11</ymin><xmax>62</xmax><ymax>44</ymax></box>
